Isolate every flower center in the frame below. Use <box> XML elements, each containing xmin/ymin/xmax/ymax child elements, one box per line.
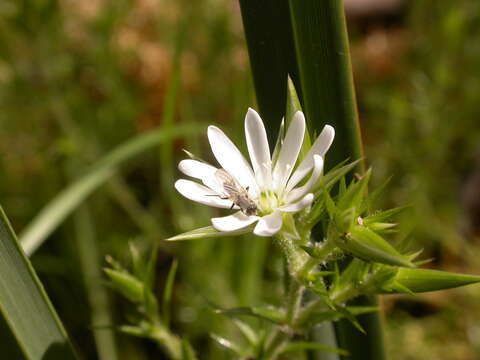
<box><xmin>256</xmin><ymin>190</ymin><xmax>282</xmax><ymax>216</ymax></box>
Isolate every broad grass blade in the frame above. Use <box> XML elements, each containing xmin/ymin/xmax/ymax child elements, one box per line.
<box><xmin>0</xmin><ymin>206</ymin><xmax>77</xmax><ymax>359</ymax></box>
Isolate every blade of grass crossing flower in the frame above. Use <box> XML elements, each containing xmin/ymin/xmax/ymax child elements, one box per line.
<box><xmin>288</xmin><ymin>0</ymin><xmax>364</xmax><ymax>172</ymax></box>
<box><xmin>0</xmin><ymin>206</ymin><xmax>77</xmax><ymax>359</ymax></box>
<box><xmin>20</xmin><ymin>124</ymin><xmax>203</xmax><ymax>256</ymax></box>
<box><xmin>287</xmin><ymin>1</ymin><xmax>384</xmax><ymax>359</ymax></box>
<box><xmin>239</xmin><ymin>0</ymin><xmax>298</xmax><ymax>143</ymax></box>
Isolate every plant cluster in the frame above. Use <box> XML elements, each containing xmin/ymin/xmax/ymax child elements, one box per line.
<box><xmin>105</xmin><ymin>83</ymin><xmax>480</xmax><ymax>359</ymax></box>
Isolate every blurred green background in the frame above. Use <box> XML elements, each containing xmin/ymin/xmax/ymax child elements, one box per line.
<box><xmin>1</xmin><ymin>0</ymin><xmax>480</xmax><ymax>359</ymax></box>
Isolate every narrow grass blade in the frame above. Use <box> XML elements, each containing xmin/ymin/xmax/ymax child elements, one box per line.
<box><xmin>0</xmin><ymin>206</ymin><xmax>77</xmax><ymax>359</ymax></box>
<box><xmin>72</xmin><ymin>202</ymin><xmax>118</xmax><ymax>360</ymax></box>
<box><xmin>288</xmin><ymin>0</ymin><xmax>364</xmax><ymax>171</ymax></box>
<box><xmin>20</xmin><ymin>124</ymin><xmax>203</xmax><ymax>256</ymax></box>
<box><xmin>162</xmin><ymin>259</ymin><xmax>178</xmax><ymax>328</ymax></box>
<box><xmin>239</xmin><ymin>0</ymin><xmax>298</xmax><ymax>142</ymax></box>
<box><xmin>287</xmin><ymin>1</ymin><xmax>387</xmax><ymax>358</ymax></box>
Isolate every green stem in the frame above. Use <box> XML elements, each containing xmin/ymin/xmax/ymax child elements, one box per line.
<box><xmin>286</xmin><ymin>280</ymin><xmax>305</xmax><ymax>326</ymax></box>
<box><xmin>150</xmin><ymin>323</ymin><xmax>183</xmax><ymax>360</ymax></box>
<box><xmin>275</xmin><ymin>232</ymin><xmax>309</xmax><ymax>280</ymax></box>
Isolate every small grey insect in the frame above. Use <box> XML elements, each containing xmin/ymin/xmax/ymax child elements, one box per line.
<box><xmin>213</xmin><ymin>168</ymin><xmax>257</xmax><ymax>216</ymax></box>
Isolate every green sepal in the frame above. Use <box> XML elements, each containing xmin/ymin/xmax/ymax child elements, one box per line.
<box><xmin>279</xmin><ymin>342</ymin><xmax>349</xmax><ymax>356</ymax></box>
<box><xmin>337</xmin><ymin>169</ymin><xmax>371</xmax><ymax>211</ymax></box>
<box><xmin>215</xmin><ymin>306</ymin><xmax>286</xmax><ymax>324</ymax></box>
<box><xmin>389</xmin><ymin>268</ymin><xmax>480</xmax><ymax>293</ymax></box>
<box><xmin>286</xmin><ymin>76</ymin><xmax>303</xmax><ymax>121</ymax></box>
<box><xmin>286</xmin><ymin>76</ymin><xmax>311</xmax><ymax>163</ymax></box>
<box><xmin>334</xmin><ymin>258</ymin><xmax>370</xmax><ymax>289</ymax></box>
<box><xmin>104</xmin><ymin>269</ymin><xmax>157</xmax><ymax>308</ymax></box>
<box><xmin>363</xmin><ymin>205</ymin><xmax>409</xmax><ymax>225</ymax></box>
<box><xmin>386</xmin><ymin>281</ymin><xmax>415</xmax><ymax>296</ymax></box>
<box><xmin>104</xmin><ymin>268</ymin><xmax>145</xmax><ymax>303</ymax></box>
<box><xmin>166</xmin><ymin>225</ymin><xmax>251</xmax><ymax>241</ymax></box>
<box><xmin>337</xmin><ymin>226</ymin><xmax>414</xmax><ymax>268</ymax></box>
<box><xmin>313</xmin><ymin>159</ymin><xmax>361</xmax><ymax>195</ymax></box>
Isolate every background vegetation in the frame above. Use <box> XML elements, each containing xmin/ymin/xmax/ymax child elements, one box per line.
<box><xmin>1</xmin><ymin>0</ymin><xmax>479</xmax><ymax>359</ymax></box>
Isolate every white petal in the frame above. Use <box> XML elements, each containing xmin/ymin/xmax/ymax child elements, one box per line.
<box><xmin>287</xmin><ymin>125</ymin><xmax>334</xmax><ymax>190</ymax></box>
<box><xmin>286</xmin><ymin>155</ymin><xmax>323</xmax><ymax>203</ymax></box>
<box><xmin>178</xmin><ymin>159</ymin><xmax>223</xmax><ymax>194</ymax></box>
<box><xmin>272</xmin><ymin>111</ymin><xmax>305</xmax><ymax>191</ymax></box>
<box><xmin>245</xmin><ymin>108</ymin><xmax>272</xmax><ymax>189</ymax></box>
<box><xmin>253</xmin><ymin>211</ymin><xmax>283</xmax><ymax>237</ymax></box>
<box><xmin>212</xmin><ymin>211</ymin><xmax>259</xmax><ymax>232</ymax></box>
<box><xmin>208</xmin><ymin>125</ymin><xmax>258</xmax><ymax>195</ymax></box>
<box><xmin>175</xmin><ymin>179</ymin><xmax>237</xmax><ymax>209</ymax></box>
<box><xmin>277</xmin><ymin>193</ymin><xmax>314</xmax><ymax>213</ymax></box>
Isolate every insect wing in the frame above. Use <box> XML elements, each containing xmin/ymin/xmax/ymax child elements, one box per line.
<box><xmin>215</xmin><ymin>169</ymin><xmax>241</xmax><ymax>195</ymax></box>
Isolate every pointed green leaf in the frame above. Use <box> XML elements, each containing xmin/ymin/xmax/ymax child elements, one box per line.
<box><xmin>298</xmin><ymin>305</ymin><xmax>378</xmax><ymax>328</ymax></box>
<box><xmin>323</xmin><ymin>188</ymin><xmax>337</xmax><ymax>219</ymax></box>
<box><xmin>337</xmin><ymin>169</ymin><xmax>371</xmax><ymax>211</ymax></box>
<box><xmin>166</xmin><ymin>226</ymin><xmax>251</xmax><ymax>241</ymax></box>
<box><xmin>144</xmin><ymin>244</ymin><xmax>159</xmax><ymax>320</ymax></box>
<box><xmin>314</xmin><ymin>159</ymin><xmax>361</xmax><ymax>195</ymax></box>
<box><xmin>340</xmin><ymin>226</ymin><xmax>414</xmax><ymax>268</ymax></box>
<box><xmin>162</xmin><ymin>259</ymin><xmax>178</xmax><ymax>327</ymax></box>
<box><xmin>387</xmin><ymin>282</ymin><xmax>415</xmax><ymax>296</ymax></box>
<box><xmin>361</xmin><ymin>176</ymin><xmax>392</xmax><ymax>212</ymax></box>
<box><xmin>232</xmin><ymin>319</ymin><xmax>258</xmax><ymax>346</ymax></box>
<box><xmin>335</xmin><ymin>258</ymin><xmax>370</xmax><ymax>288</ymax></box>
<box><xmin>286</xmin><ymin>76</ymin><xmax>311</xmax><ymax>163</ymax></box>
<box><xmin>210</xmin><ymin>334</ymin><xmax>251</xmax><ymax>357</ymax></box>
<box><xmin>336</xmin><ymin>307</ymin><xmax>366</xmax><ymax>334</ymax></box>
<box><xmin>104</xmin><ymin>269</ymin><xmax>144</xmax><ymax>303</ymax></box>
<box><xmin>181</xmin><ymin>339</ymin><xmax>198</xmax><ymax>360</ymax></box>
<box><xmin>280</xmin><ymin>342</ymin><xmax>349</xmax><ymax>356</ymax></box>
<box><xmin>363</xmin><ymin>206</ymin><xmax>409</xmax><ymax>225</ymax></box>
<box><xmin>392</xmin><ymin>268</ymin><xmax>480</xmax><ymax>293</ymax></box>
<box><xmin>215</xmin><ymin>306</ymin><xmax>286</xmax><ymax>324</ymax></box>
<box><xmin>339</xmin><ymin>176</ymin><xmax>347</xmax><ymax>197</ymax></box>
<box><xmin>286</xmin><ymin>76</ymin><xmax>303</xmax><ymax>121</ymax></box>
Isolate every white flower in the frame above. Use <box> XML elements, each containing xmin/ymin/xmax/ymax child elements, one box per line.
<box><xmin>175</xmin><ymin>108</ymin><xmax>335</xmax><ymax>237</ymax></box>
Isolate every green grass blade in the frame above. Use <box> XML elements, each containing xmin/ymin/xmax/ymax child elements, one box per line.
<box><xmin>0</xmin><ymin>206</ymin><xmax>77</xmax><ymax>359</ymax></box>
<box><xmin>288</xmin><ymin>0</ymin><xmax>364</xmax><ymax>171</ymax></box>
<box><xmin>162</xmin><ymin>259</ymin><xmax>178</xmax><ymax>328</ymax></box>
<box><xmin>72</xmin><ymin>202</ymin><xmax>118</xmax><ymax>360</ymax></box>
<box><xmin>20</xmin><ymin>124</ymin><xmax>204</xmax><ymax>256</ymax></box>
<box><xmin>238</xmin><ymin>0</ymin><xmax>298</xmax><ymax>142</ymax></box>
<box><xmin>287</xmin><ymin>2</ymin><xmax>383</xmax><ymax>359</ymax></box>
